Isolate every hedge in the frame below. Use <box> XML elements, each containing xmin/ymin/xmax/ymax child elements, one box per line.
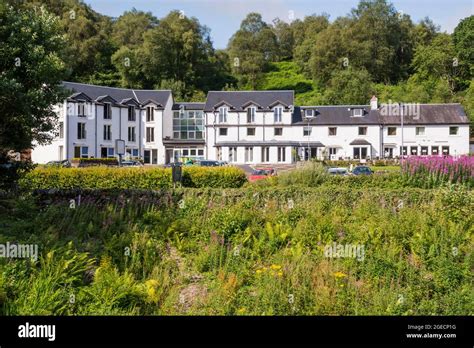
<box><xmin>19</xmin><ymin>166</ymin><xmax>247</xmax><ymax>190</ymax></box>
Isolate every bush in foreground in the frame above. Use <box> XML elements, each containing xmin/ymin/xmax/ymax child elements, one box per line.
<box><xmin>19</xmin><ymin>166</ymin><xmax>247</xmax><ymax>190</ymax></box>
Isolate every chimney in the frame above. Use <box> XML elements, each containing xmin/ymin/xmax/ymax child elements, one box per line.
<box><xmin>370</xmin><ymin>95</ymin><xmax>378</xmax><ymax>110</ymax></box>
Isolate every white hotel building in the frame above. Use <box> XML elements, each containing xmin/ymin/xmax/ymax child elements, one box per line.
<box><xmin>31</xmin><ymin>82</ymin><xmax>471</xmax><ymax>164</ymax></box>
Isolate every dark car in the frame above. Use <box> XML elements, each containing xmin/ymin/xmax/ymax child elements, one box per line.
<box><xmin>120</xmin><ymin>160</ymin><xmax>143</xmax><ymax>167</ymax></box>
<box><xmin>198</xmin><ymin>160</ymin><xmax>219</xmax><ymax>167</ymax></box>
<box><xmin>352</xmin><ymin>166</ymin><xmax>373</xmax><ymax>175</ymax></box>
<box><xmin>164</xmin><ymin>162</ymin><xmax>183</xmax><ymax>168</ymax></box>
<box><xmin>45</xmin><ymin>159</ymin><xmax>71</xmax><ymax>168</ymax></box>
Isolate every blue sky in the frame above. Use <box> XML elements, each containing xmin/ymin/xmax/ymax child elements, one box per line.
<box><xmin>85</xmin><ymin>0</ymin><xmax>473</xmax><ymax>49</ymax></box>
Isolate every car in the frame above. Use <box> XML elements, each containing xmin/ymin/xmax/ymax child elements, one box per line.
<box><xmin>327</xmin><ymin>167</ymin><xmax>349</xmax><ymax>175</ymax></box>
<box><xmin>164</xmin><ymin>162</ymin><xmax>183</xmax><ymax>168</ymax></box>
<box><xmin>216</xmin><ymin>161</ymin><xmax>228</xmax><ymax>166</ymax></box>
<box><xmin>352</xmin><ymin>165</ymin><xmax>373</xmax><ymax>175</ymax></box>
<box><xmin>120</xmin><ymin>160</ymin><xmax>143</xmax><ymax>167</ymax></box>
<box><xmin>45</xmin><ymin>159</ymin><xmax>71</xmax><ymax>168</ymax></box>
<box><xmin>198</xmin><ymin>160</ymin><xmax>220</xmax><ymax>167</ymax></box>
<box><xmin>249</xmin><ymin>168</ymin><xmax>276</xmax><ymax>182</ymax></box>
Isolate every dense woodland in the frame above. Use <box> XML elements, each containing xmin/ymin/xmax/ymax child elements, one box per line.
<box><xmin>2</xmin><ymin>0</ymin><xmax>473</xmax><ymax>151</ymax></box>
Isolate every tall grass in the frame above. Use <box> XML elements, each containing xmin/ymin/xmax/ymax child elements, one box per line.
<box><xmin>0</xmin><ymin>185</ymin><xmax>472</xmax><ymax>315</ymax></box>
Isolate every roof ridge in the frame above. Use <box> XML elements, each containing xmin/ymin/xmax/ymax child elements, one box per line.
<box><xmin>62</xmin><ymin>81</ymin><xmax>171</xmax><ymax>92</ymax></box>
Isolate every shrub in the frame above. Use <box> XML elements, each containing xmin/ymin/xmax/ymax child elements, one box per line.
<box><xmin>72</xmin><ymin>158</ymin><xmax>118</xmax><ymax>167</ymax></box>
<box><xmin>19</xmin><ymin>166</ymin><xmax>247</xmax><ymax>190</ymax></box>
<box><xmin>277</xmin><ymin>161</ymin><xmax>328</xmax><ymax>187</ymax></box>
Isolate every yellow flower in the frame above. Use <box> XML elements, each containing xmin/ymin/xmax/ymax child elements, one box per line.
<box><xmin>237</xmin><ymin>307</ymin><xmax>246</xmax><ymax>314</ymax></box>
<box><xmin>277</xmin><ymin>271</ymin><xmax>283</xmax><ymax>277</ymax></box>
<box><xmin>256</xmin><ymin>269</ymin><xmax>262</xmax><ymax>275</ymax></box>
<box><xmin>270</xmin><ymin>264</ymin><xmax>282</xmax><ymax>270</ymax></box>
<box><xmin>333</xmin><ymin>271</ymin><xmax>347</xmax><ymax>279</ymax></box>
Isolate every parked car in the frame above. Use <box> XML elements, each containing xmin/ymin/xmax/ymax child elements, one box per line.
<box><xmin>45</xmin><ymin>159</ymin><xmax>71</xmax><ymax>168</ymax></box>
<box><xmin>164</xmin><ymin>162</ymin><xmax>183</xmax><ymax>168</ymax></box>
<box><xmin>120</xmin><ymin>160</ymin><xmax>143</xmax><ymax>167</ymax></box>
<box><xmin>198</xmin><ymin>160</ymin><xmax>220</xmax><ymax>167</ymax></box>
<box><xmin>249</xmin><ymin>168</ymin><xmax>276</xmax><ymax>182</ymax></box>
<box><xmin>216</xmin><ymin>161</ymin><xmax>228</xmax><ymax>166</ymax></box>
<box><xmin>327</xmin><ymin>167</ymin><xmax>349</xmax><ymax>175</ymax></box>
<box><xmin>352</xmin><ymin>165</ymin><xmax>373</xmax><ymax>175</ymax></box>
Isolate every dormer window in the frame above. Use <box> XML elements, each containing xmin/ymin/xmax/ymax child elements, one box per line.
<box><xmin>305</xmin><ymin>109</ymin><xmax>314</xmax><ymax>118</ymax></box>
<box><xmin>103</xmin><ymin>103</ymin><xmax>112</xmax><ymax>120</ymax></box>
<box><xmin>247</xmin><ymin>107</ymin><xmax>256</xmax><ymax>123</ymax></box>
<box><xmin>146</xmin><ymin>106</ymin><xmax>154</xmax><ymax>122</ymax></box>
<box><xmin>218</xmin><ymin>106</ymin><xmax>228</xmax><ymax>123</ymax></box>
<box><xmin>352</xmin><ymin>108</ymin><xmax>363</xmax><ymax>117</ymax></box>
<box><xmin>78</xmin><ymin>102</ymin><xmax>86</xmax><ymax>117</ymax></box>
<box><xmin>274</xmin><ymin>107</ymin><xmax>283</xmax><ymax>123</ymax></box>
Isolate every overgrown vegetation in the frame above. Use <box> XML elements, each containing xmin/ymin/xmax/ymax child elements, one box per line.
<box><xmin>0</xmin><ymin>185</ymin><xmax>472</xmax><ymax>315</ymax></box>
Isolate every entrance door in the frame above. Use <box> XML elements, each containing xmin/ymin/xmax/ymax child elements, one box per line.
<box><xmin>165</xmin><ymin>149</ymin><xmax>173</xmax><ymax>164</ymax></box>
<box><xmin>151</xmin><ymin>149</ymin><xmax>158</xmax><ymax>164</ymax></box>
<box><xmin>144</xmin><ymin>150</ymin><xmax>150</xmax><ymax>164</ymax></box>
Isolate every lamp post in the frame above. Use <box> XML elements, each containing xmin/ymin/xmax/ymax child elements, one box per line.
<box><xmin>400</xmin><ymin>102</ymin><xmax>404</xmax><ymax>168</ymax></box>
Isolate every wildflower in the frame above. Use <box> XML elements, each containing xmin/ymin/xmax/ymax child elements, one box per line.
<box><xmin>270</xmin><ymin>264</ymin><xmax>282</xmax><ymax>270</ymax></box>
<box><xmin>333</xmin><ymin>271</ymin><xmax>347</xmax><ymax>279</ymax></box>
<box><xmin>237</xmin><ymin>307</ymin><xmax>246</xmax><ymax>314</ymax></box>
<box><xmin>277</xmin><ymin>271</ymin><xmax>283</xmax><ymax>277</ymax></box>
<box><xmin>255</xmin><ymin>269</ymin><xmax>262</xmax><ymax>275</ymax></box>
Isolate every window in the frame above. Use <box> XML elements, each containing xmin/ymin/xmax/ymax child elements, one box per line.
<box><xmin>74</xmin><ymin>146</ymin><xmax>88</xmax><ymax>158</ymax></box>
<box><xmin>442</xmin><ymin>146</ymin><xmax>450</xmax><ymax>155</ymax></box>
<box><xmin>128</xmin><ymin>106</ymin><xmax>135</xmax><ymax>121</ymax></box>
<box><xmin>128</xmin><ymin>126</ymin><xmax>136</xmax><ymax>142</ymax></box>
<box><xmin>328</xmin><ymin>127</ymin><xmax>337</xmax><ymax>136</ymax></box>
<box><xmin>431</xmin><ymin>146</ymin><xmax>439</xmax><ymax>155</ymax></box>
<box><xmin>416</xmin><ymin>126</ymin><xmax>425</xmax><ymax>136</ymax></box>
<box><xmin>245</xmin><ymin>147</ymin><xmax>253</xmax><ymax>162</ymax></box>
<box><xmin>358</xmin><ymin>127</ymin><xmax>367</xmax><ymax>136</ymax></box>
<box><xmin>352</xmin><ymin>109</ymin><xmax>363</xmax><ymax>117</ymax></box>
<box><xmin>277</xmin><ymin>147</ymin><xmax>286</xmax><ymax>162</ymax></box>
<box><xmin>216</xmin><ymin>147</ymin><xmax>222</xmax><ymax>161</ymax></box>
<box><xmin>189</xmin><ymin>111</ymin><xmax>195</xmax><ymax>118</ymax></box>
<box><xmin>261</xmin><ymin>147</ymin><xmax>270</xmax><ymax>162</ymax></box>
<box><xmin>127</xmin><ymin>148</ymin><xmax>139</xmax><ymax>158</ymax></box>
<box><xmin>303</xmin><ymin>127</ymin><xmax>312</xmax><ymax>136</ymax></box>
<box><xmin>219</xmin><ymin>128</ymin><xmax>228</xmax><ymax>136</ymax></box>
<box><xmin>421</xmin><ymin>146</ymin><xmax>428</xmax><ymax>155</ymax></box>
<box><xmin>274</xmin><ymin>128</ymin><xmax>283</xmax><ymax>136</ymax></box>
<box><xmin>103</xmin><ymin>103</ymin><xmax>111</xmax><ymax>119</ymax></box>
<box><xmin>247</xmin><ymin>107</ymin><xmax>256</xmax><ymax>123</ymax></box>
<box><xmin>107</xmin><ymin>147</ymin><xmax>114</xmax><ymax>158</ymax></box>
<box><xmin>274</xmin><ymin>107</ymin><xmax>283</xmax><ymax>123</ymax></box>
<box><xmin>383</xmin><ymin>147</ymin><xmax>393</xmax><ymax>158</ymax></box>
<box><xmin>410</xmin><ymin>146</ymin><xmax>418</xmax><ymax>155</ymax></box>
<box><xmin>329</xmin><ymin>147</ymin><xmax>337</xmax><ymax>156</ymax></box>
<box><xmin>247</xmin><ymin>127</ymin><xmax>255</xmax><ymax>136</ymax></box>
<box><xmin>77</xmin><ymin>123</ymin><xmax>86</xmax><ymax>139</ymax></box>
<box><xmin>400</xmin><ymin>146</ymin><xmax>407</xmax><ymax>156</ymax></box>
<box><xmin>59</xmin><ymin>122</ymin><xmax>64</xmax><ymax>139</ymax></box>
<box><xmin>218</xmin><ymin>107</ymin><xmax>228</xmax><ymax>123</ymax></box>
<box><xmin>146</xmin><ymin>127</ymin><xmax>154</xmax><ymax>142</ymax></box>
<box><xmin>305</xmin><ymin>109</ymin><xmax>314</xmax><ymax>117</ymax></box>
<box><xmin>146</xmin><ymin>106</ymin><xmax>154</xmax><ymax>122</ymax></box>
<box><xmin>228</xmin><ymin>147</ymin><xmax>237</xmax><ymax>162</ymax></box>
<box><xmin>103</xmin><ymin>125</ymin><xmax>112</xmax><ymax>141</ymax></box>
<box><xmin>388</xmin><ymin>127</ymin><xmax>397</xmax><ymax>136</ymax></box>
<box><xmin>78</xmin><ymin>103</ymin><xmax>86</xmax><ymax>117</ymax></box>
<box><xmin>449</xmin><ymin>126</ymin><xmax>459</xmax><ymax>135</ymax></box>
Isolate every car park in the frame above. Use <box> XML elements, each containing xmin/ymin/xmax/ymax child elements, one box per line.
<box><xmin>249</xmin><ymin>168</ymin><xmax>276</xmax><ymax>182</ymax></box>
<box><xmin>120</xmin><ymin>160</ymin><xmax>143</xmax><ymax>167</ymax></box>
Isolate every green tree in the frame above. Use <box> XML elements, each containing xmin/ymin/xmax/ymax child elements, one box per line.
<box><xmin>323</xmin><ymin>67</ymin><xmax>373</xmax><ymax>105</ymax></box>
<box><xmin>111</xmin><ymin>8</ymin><xmax>158</xmax><ymax>48</ymax></box>
<box><xmin>452</xmin><ymin>16</ymin><xmax>474</xmax><ymax>85</ymax></box>
<box><xmin>0</xmin><ymin>5</ymin><xmax>68</xmax><ymax>154</ymax></box>
<box><xmin>228</xmin><ymin>13</ymin><xmax>278</xmax><ymax>88</ymax></box>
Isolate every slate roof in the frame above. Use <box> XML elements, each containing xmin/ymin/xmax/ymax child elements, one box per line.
<box><xmin>62</xmin><ymin>81</ymin><xmax>172</xmax><ymax>109</ymax></box>
<box><xmin>379</xmin><ymin>104</ymin><xmax>469</xmax><ymax>125</ymax></box>
<box><xmin>172</xmin><ymin>102</ymin><xmax>205</xmax><ymax>110</ymax></box>
<box><xmin>204</xmin><ymin>91</ymin><xmax>294</xmax><ymax>112</ymax></box>
<box><xmin>214</xmin><ymin>140</ymin><xmax>325</xmax><ymax>147</ymax></box>
<box><xmin>294</xmin><ymin>104</ymin><xmax>469</xmax><ymax>125</ymax></box>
